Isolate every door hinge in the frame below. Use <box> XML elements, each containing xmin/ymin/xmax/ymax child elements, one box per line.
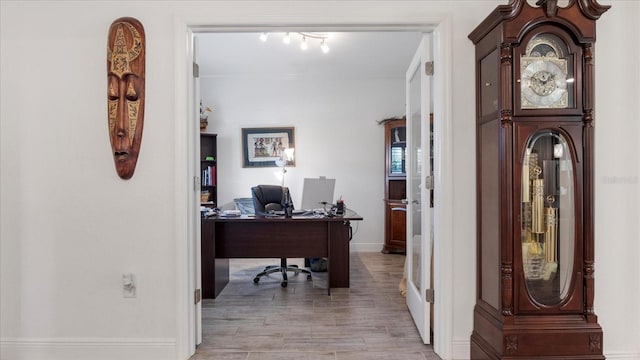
<box><xmin>194</xmin><ymin>176</ymin><xmax>201</xmax><ymax>191</ymax></box>
<box><xmin>426</xmin><ymin>288</ymin><xmax>434</xmax><ymax>303</ymax></box>
<box><xmin>194</xmin><ymin>288</ymin><xmax>201</xmax><ymax>304</ymax></box>
<box><xmin>425</xmin><ymin>61</ymin><xmax>434</xmax><ymax>76</ymax></box>
<box><xmin>193</xmin><ymin>62</ymin><xmax>200</xmax><ymax>78</ymax></box>
<box><xmin>426</xmin><ymin>175</ymin><xmax>434</xmax><ymax>190</ymax></box>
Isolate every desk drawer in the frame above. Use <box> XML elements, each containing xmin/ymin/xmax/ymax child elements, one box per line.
<box><xmin>215</xmin><ymin>221</ymin><xmax>329</xmax><ymax>258</ymax></box>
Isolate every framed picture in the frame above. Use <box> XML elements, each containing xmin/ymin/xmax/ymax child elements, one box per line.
<box><xmin>242</xmin><ymin>127</ymin><xmax>295</xmax><ymax>168</ymax></box>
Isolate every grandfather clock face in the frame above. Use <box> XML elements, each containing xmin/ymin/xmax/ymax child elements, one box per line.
<box><xmin>519</xmin><ymin>33</ymin><xmax>574</xmax><ymax>110</ymax></box>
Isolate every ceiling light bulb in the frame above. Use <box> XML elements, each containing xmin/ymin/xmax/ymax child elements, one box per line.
<box><xmin>260</xmin><ymin>32</ymin><xmax>268</xmax><ymax>42</ymax></box>
<box><xmin>300</xmin><ymin>36</ymin><xmax>308</xmax><ymax>50</ymax></box>
<box><xmin>320</xmin><ymin>40</ymin><xmax>330</xmax><ymax>53</ymax></box>
<box><xmin>283</xmin><ymin>32</ymin><xmax>291</xmax><ymax>45</ymax></box>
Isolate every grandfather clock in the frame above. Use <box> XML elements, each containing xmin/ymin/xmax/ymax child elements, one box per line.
<box><xmin>468</xmin><ymin>0</ymin><xmax>609</xmax><ymax>359</ymax></box>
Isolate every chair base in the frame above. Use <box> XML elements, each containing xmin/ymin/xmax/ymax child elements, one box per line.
<box><xmin>253</xmin><ymin>259</ymin><xmax>312</xmax><ymax>287</ymax></box>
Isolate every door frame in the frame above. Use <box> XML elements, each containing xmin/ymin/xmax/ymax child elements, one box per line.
<box><xmin>174</xmin><ymin>18</ymin><xmax>454</xmax><ymax>360</ymax></box>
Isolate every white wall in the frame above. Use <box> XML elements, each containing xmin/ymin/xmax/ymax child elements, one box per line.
<box><xmin>0</xmin><ymin>3</ymin><xmax>180</xmax><ymax>360</ymax></box>
<box><xmin>200</xmin><ymin>74</ymin><xmax>405</xmax><ymax>250</ymax></box>
<box><xmin>1</xmin><ymin>1</ymin><xmax>638</xmax><ymax>360</ymax></box>
<box><xmin>593</xmin><ymin>2</ymin><xmax>640</xmax><ymax>357</ymax></box>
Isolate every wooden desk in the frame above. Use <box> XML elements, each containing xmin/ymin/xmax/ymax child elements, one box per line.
<box><xmin>201</xmin><ymin>210</ymin><xmax>362</xmax><ymax>298</ymax></box>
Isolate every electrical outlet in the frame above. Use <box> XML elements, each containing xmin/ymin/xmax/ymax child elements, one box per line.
<box><xmin>123</xmin><ymin>273</ymin><xmax>136</xmax><ymax>298</ymax></box>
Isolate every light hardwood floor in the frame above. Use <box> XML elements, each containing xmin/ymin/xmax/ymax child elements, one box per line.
<box><xmin>191</xmin><ymin>252</ymin><xmax>441</xmax><ymax>360</ymax></box>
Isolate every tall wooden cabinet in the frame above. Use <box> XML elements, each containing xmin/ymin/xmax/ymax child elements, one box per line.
<box><xmin>382</xmin><ymin>118</ymin><xmax>407</xmax><ymax>254</ymax></box>
<box><xmin>468</xmin><ymin>1</ymin><xmax>608</xmax><ymax>358</ymax></box>
<box><xmin>200</xmin><ymin>133</ymin><xmax>217</xmax><ymax>208</ymax></box>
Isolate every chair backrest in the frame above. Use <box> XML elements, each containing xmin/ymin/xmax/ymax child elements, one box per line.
<box><xmin>251</xmin><ymin>185</ymin><xmax>292</xmax><ymax>215</ymax></box>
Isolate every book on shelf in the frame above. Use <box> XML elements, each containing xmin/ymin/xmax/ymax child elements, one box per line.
<box><xmin>201</xmin><ymin>165</ymin><xmax>216</xmax><ymax>186</ymax></box>
<box><xmin>209</xmin><ymin>165</ymin><xmax>216</xmax><ymax>186</ymax></box>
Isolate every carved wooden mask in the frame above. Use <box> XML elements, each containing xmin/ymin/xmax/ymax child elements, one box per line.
<box><xmin>107</xmin><ymin>17</ymin><xmax>145</xmax><ymax>179</ymax></box>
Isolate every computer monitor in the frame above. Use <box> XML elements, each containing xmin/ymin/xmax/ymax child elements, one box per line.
<box><xmin>300</xmin><ymin>177</ymin><xmax>336</xmax><ymax>211</ymax></box>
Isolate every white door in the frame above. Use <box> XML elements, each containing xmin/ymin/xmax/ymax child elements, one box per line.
<box><xmin>405</xmin><ymin>34</ymin><xmax>432</xmax><ymax>344</ymax></box>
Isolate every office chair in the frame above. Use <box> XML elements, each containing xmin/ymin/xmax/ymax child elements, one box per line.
<box><xmin>251</xmin><ymin>185</ymin><xmax>313</xmax><ymax>287</ymax></box>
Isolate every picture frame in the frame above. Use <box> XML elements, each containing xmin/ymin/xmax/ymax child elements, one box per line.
<box><xmin>242</xmin><ymin>127</ymin><xmax>295</xmax><ymax>168</ymax></box>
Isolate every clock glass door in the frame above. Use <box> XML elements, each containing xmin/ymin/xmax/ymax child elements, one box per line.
<box><xmin>521</xmin><ymin>130</ymin><xmax>575</xmax><ymax>306</ymax></box>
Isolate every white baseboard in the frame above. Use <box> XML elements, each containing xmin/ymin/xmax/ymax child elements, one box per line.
<box><xmin>350</xmin><ymin>242</ymin><xmax>384</xmax><ymax>252</ymax></box>
<box><xmin>444</xmin><ymin>338</ymin><xmax>637</xmax><ymax>360</ymax></box>
<box><xmin>451</xmin><ymin>336</ymin><xmax>471</xmax><ymax>360</ymax></box>
<box><xmin>605</xmin><ymin>351</ymin><xmax>640</xmax><ymax>359</ymax></box>
<box><xmin>0</xmin><ymin>337</ymin><xmax>176</xmax><ymax>360</ymax></box>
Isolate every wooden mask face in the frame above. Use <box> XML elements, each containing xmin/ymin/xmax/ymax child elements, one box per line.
<box><xmin>107</xmin><ymin>17</ymin><xmax>145</xmax><ymax>179</ymax></box>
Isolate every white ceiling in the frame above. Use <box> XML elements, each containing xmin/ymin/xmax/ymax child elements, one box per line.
<box><xmin>195</xmin><ymin>31</ymin><xmax>423</xmax><ymax>79</ymax></box>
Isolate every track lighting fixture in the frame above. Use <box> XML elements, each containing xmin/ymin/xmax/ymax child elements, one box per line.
<box><xmin>259</xmin><ymin>32</ymin><xmax>330</xmax><ymax>53</ymax></box>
